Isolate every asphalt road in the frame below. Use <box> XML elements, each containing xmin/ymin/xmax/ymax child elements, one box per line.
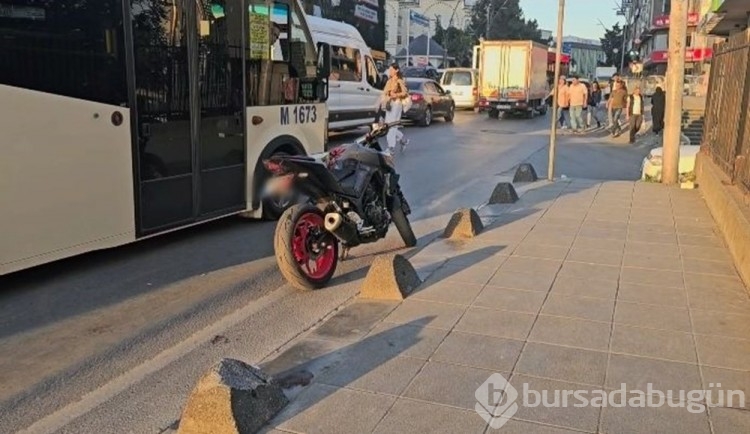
<box><xmin>0</xmin><ymin>111</ymin><xmax>652</xmax><ymax>433</ymax></box>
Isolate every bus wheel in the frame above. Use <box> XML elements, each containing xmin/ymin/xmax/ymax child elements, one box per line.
<box><xmin>262</xmin><ymin>151</ymin><xmax>298</xmax><ymax>220</ymax></box>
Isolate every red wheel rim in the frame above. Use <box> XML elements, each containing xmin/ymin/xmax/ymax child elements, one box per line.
<box><xmin>291</xmin><ymin>212</ymin><xmax>336</xmax><ymax>280</ymax></box>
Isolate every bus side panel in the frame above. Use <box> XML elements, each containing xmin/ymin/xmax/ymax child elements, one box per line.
<box><xmin>0</xmin><ymin>85</ymin><xmax>136</xmax><ymax>275</ymax></box>
<box><xmin>243</xmin><ymin>102</ymin><xmax>328</xmax><ymax>218</ymax></box>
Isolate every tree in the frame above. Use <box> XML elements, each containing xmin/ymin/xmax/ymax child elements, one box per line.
<box><xmin>600</xmin><ymin>23</ymin><xmax>624</xmax><ymax>67</ymax></box>
<box><xmin>469</xmin><ymin>0</ymin><xmax>543</xmax><ymax>42</ymax></box>
<box><xmin>433</xmin><ymin>21</ymin><xmax>475</xmax><ymax>67</ymax></box>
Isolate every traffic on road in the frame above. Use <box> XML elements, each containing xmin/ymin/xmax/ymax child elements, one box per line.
<box><xmin>0</xmin><ymin>2</ymin><xmax>666</xmax><ymax>432</ymax></box>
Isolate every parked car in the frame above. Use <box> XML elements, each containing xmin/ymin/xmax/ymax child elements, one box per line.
<box><xmin>440</xmin><ymin>68</ymin><xmax>479</xmax><ymax>110</ymax></box>
<box><xmin>403</xmin><ymin>78</ymin><xmax>455</xmax><ymax>126</ymax></box>
<box><xmin>402</xmin><ymin>66</ymin><xmax>441</xmax><ymax>80</ymax></box>
<box><xmin>641</xmin><ymin>141</ymin><xmax>698</xmax><ymax>182</ymax></box>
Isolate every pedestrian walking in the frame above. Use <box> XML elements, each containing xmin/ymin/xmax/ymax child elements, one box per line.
<box><xmin>651</xmin><ymin>86</ymin><xmax>665</xmax><ymax>134</ymax></box>
<box><xmin>550</xmin><ymin>77</ymin><xmax>570</xmax><ymax>129</ymax></box>
<box><xmin>607</xmin><ymin>73</ymin><xmax>625</xmax><ymax>127</ymax></box>
<box><xmin>627</xmin><ymin>86</ymin><xmax>645</xmax><ymax>144</ymax></box>
<box><xmin>587</xmin><ymin>82</ymin><xmax>603</xmax><ymax>129</ymax></box>
<box><xmin>568</xmin><ymin>76</ymin><xmax>588</xmax><ymax>134</ymax></box>
<box><xmin>378</xmin><ymin>63</ymin><xmax>409</xmax><ymax>154</ymax></box>
<box><xmin>607</xmin><ymin>81</ymin><xmax>628</xmax><ymax>137</ymax></box>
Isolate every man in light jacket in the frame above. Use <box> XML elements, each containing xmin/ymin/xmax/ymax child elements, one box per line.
<box><xmin>549</xmin><ymin>76</ymin><xmax>570</xmax><ymax>129</ymax></box>
<box><xmin>627</xmin><ymin>86</ymin><xmax>645</xmax><ymax>144</ymax></box>
<box><xmin>568</xmin><ymin>76</ymin><xmax>588</xmax><ymax>134</ymax></box>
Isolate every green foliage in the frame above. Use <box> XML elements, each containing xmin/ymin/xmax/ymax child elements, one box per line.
<box><xmin>600</xmin><ymin>23</ymin><xmax>624</xmax><ymax>67</ymax></box>
<box><xmin>469</xmin><ymin>0</ymin><xmax>545</xmax><ymax>42</ymax></box>
<box><xmin>433</xmin><ymin>22</ymin><xmax>476</xmax><ymax>67</ymax></box>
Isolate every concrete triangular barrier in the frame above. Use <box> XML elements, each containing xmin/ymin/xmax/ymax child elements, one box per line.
<box><xmin>178</xmin><ymin>359</ymin><xmax>288</xmax><ymax>434</ymax></box>
<box><xmin>489</xmin><ymin>182</ymin><xmax>519</xmax><ymax>204</ymax></box>
<box><xmin>359</xmin><ymin>254</ymin><xmax>421</xmax><ymax>301</ymax></box>
<box><xmin>443</xmin><ymin>208</ymin><xmax>484</xmax><ymax>239</ymax></box>
<box><xmin>513</xmin><ymin>163</ymin><xmax>538</xmax><ymax>183</ymax></box>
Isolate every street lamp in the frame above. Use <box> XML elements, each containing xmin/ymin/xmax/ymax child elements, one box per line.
<box><xmin>613</xmin><ymin>47</ymin><xmax>619</xmax><ymax>68</ymax></box>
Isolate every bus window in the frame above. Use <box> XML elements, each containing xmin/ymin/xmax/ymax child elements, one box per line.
<box><xmin>289</xmin><ymin>5</ymin><xmax>317</xmax><ymax>82</ymax></box>
<box><xmin>247</xmin><ymin>1</ymin><xmax>293</xmax><ymax>106</ymax></box>
<box><xmin>197</xmin><ymin>1</ymin><xmax>245</xmax><ymax>173</ymax></box>
<box><xmin>0</xmin><ymin>0</ymin><xmax>127</xmax><ymax>106</ymax></box>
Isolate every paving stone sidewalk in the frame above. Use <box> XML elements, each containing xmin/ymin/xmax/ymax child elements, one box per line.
<box><xmin>260</xmin><ymin>179</ymin><xmax>750</xmax><ymax>434</ymax></box>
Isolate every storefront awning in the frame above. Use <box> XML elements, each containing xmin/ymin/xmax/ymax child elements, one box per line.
<box><xmin>547</xmin><ymin>52</ymin><xmax>570</xmax><ymax>64</ymax></box>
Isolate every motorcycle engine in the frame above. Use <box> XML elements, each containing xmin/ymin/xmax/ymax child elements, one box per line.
<box><xmin>363</xmin><ymin>185</ymin><xmax>389</xmax><ymax>231</ymax></box>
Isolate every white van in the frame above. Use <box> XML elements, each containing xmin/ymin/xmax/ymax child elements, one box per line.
<box><xmin>306</xmin><ymin>15</ymin><xmax>383</xmax><ymax>131</ymax></box>
<box><xmin>440</xmin><ymin>68</ymin><xmax>478</xmax><ymax>109</ymax></box>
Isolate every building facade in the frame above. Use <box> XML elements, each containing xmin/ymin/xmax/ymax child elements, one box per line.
<box><xmin>699</xmin><ymin>0</ymin><xmax>750</xmax><ymax>37</ymax></box>
<box><xmin>627</xmin><ymin>0</ymin><xmax>726</xmax><ymax>75</ymax></box>
<box><xmin>385</xmin><ymin>0</ymin><xmax>472</xmax><ymax>59</ymax></box>
<box><xmin>551</xmin><ymin>36</ymin><xmax>606</xmax><ymax>79</ymax></box>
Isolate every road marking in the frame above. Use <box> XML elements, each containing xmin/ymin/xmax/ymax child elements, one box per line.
<box><xmin>19</xmin><ymin>285</ymin><xmax>294</xmax><ymax>434</ymax></box>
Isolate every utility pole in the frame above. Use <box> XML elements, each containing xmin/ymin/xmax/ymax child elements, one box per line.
<box><xmin>615</xmin><ymin>1</ymin><xmax>630</xmax><ymax>73</ymax></box>
<box><xmin>662</xmin><ymin>0</ymin><xmax>688</xmax><ymax>185</ymax></box>
<box><xmin>619</xmin><ymin>22</ymin><xmax>628</xmax><ymax>72</ymax></box>
<box><xmin>486</xmin><ymin>2</ymin><xmax>492</xmax><ymax>39</ymax></box>
<box><xmin>548</xmin><ymin>0</ymin><xmax>565</xmax><ymax>181</ymax></box>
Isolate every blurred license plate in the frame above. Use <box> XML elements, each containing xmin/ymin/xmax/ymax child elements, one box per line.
<box><xmin>496</xmin><ymin>104</ymin><xmax>511</xmax><ymax>110</ymax></box>
<box><xmin>454</xmin><ymin>91</ymin><xmax>463</xmax><ymax>95</ymax></box>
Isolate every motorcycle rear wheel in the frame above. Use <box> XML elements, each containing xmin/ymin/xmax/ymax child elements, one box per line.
<box><xmin>391</xmin><ymin>197</ymin><xmax>417</xmax><ymax>247</ymax></box>
<box><xmin>274</xmin><ymin>204</ymin><xmax>339</xmax><ymax>290</ymax></box>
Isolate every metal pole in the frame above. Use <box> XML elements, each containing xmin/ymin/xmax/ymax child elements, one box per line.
<box><xmin>619</xmin><ymin>22</ymin><xmax>628</xmax><ymax>72</ymax></box>
<box><xmin>548</xmin><ymin>0</ymin><xmax>565</xmax><ymax>181</ymax></box>
<box><xmin>426</xmin><ymin>19</ymin><xmax>431</xmax><ymax>67</ymax></box>
<box><xmin>486</xmin><ymin>3</ymin><xmax>491</xmax><ymax>39</ymax></box>
<box><xmin>406</xmin><ymin>10</ymin><xmax>411</xmax><ymax>66</ymax></box>
<box><xmin>662</xmin><ymin>0</ymin><xmax>688</xmax><ymax>185</ymax></box>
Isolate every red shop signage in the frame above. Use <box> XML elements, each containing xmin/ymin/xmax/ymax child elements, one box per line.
<box><xmin>652</xmin><ymin>12</ymin><xmax>699</xmax><ymax>28</ymax></box>
<box><xmin>646</xmin><ymin>47</ymin><xmax>713</xmax><ymax>63</ymax></box>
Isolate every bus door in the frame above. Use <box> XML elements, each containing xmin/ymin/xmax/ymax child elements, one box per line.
<box><xmin>130</xmin><ymin>0</ymin><xmax>246</xmax><ymax>234</ymax></box>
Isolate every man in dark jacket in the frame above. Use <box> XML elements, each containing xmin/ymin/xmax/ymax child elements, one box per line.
<box><xmin>607</xmin><ymin>73</ymin><xmax>623</xmax><ymax>127</ymax></box>
<box><xmin>651</xmin><ymin>86</ymin><xmax>666</xmax><ymax>134</ymax></box>
<box><xmin>607</xmin><ymin>81</ymin><xmax>628</xmax><ymax>136</ymax></box>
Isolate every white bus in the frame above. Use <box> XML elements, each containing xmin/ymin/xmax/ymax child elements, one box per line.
<box><xmin>0</xmin><ymin>0</ymin><xmax>332</xmax><ymax>275</ymax></box>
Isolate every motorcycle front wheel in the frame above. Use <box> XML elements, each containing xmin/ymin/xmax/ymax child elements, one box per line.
<box><xmin>391</xmin><ymin>197</ymin><xmax>417</xmax><ymax>247</ymax></box>
<box><xmin>274</xmin><ymin>204</ymin><xmax>339</xmax><ymax>290</ymax></box>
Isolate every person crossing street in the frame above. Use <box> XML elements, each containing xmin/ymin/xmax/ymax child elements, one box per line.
<box><xmin>377</xmin><ymin>63</ymin><xmax>409</xmax><ymax>154</ymax></box>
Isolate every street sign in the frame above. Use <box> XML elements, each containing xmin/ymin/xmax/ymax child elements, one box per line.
<box><xmin>409</xmin><ymin>10</ymin><xmax>429</xmax><ymax>27</ymax></box>
<box><xmin>562</xmin><ymin>42</ymin><xmax>573</xmax><ymax>55</ymax></box>
<box><xmin>354</xmin><ymin>4</ymin><xmax>378</xmax><ymax>23</ymax></box>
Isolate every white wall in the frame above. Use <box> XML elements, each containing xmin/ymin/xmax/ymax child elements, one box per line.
<box><xmin>385</xmin><ymin>0</ymin><xmax>470</xmax><ymax>57</ymax></box>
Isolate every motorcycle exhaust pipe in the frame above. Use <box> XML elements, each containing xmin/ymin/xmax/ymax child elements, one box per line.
<box><xmin>324</xmin><ymin>213</ymin><xmax>359</xmax><ymax>245</ymax></box>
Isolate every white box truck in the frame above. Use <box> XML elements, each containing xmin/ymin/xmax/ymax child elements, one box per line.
<box><xmin>473</xmin><ymin>40</ymin><xmax>550</xmax><ymax>118</ymax></box>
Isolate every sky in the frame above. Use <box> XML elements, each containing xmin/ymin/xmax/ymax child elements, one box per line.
<box><xmin>519</xmin><ymin>0</ymin><xmax>624</xmax><ymax>41</ymax></box>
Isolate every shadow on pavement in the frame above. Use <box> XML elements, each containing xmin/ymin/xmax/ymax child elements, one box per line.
<box><xmin>257</xmin><ymin>318</ymin><xmax>433</xmax><ymax>431</ymax></box>
<box><xmin>0</xmin><ymin>217</ymin><xmax>277</xmax><ymax>341</ymax></box>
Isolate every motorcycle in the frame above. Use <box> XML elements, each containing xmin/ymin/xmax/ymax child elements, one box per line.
<box><xmin>263</xmin><ymin>122</ymin><xmax>417</xmax><ymax>290</ymax></box>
